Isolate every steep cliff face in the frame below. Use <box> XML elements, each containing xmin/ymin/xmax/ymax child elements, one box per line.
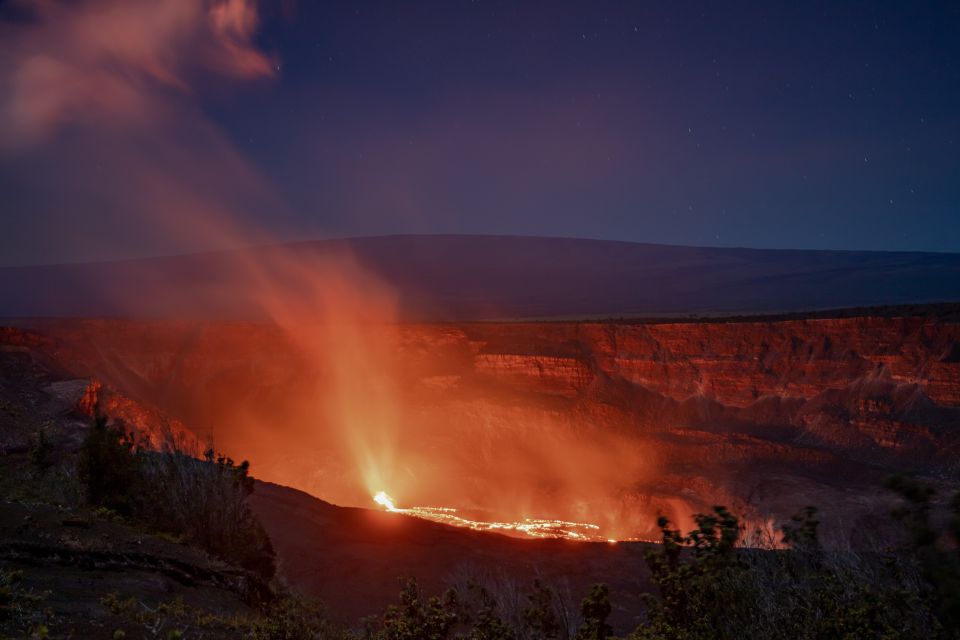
<box><xmin>10</xmin><ymin>314</ymin><xmax>960</xmax><ymax>545</ymax></box>
<box><xmin>447</xmin><ymin>318</ymin><xmax>960</xmax><ymax>408</ymax></box>
<box><xmin>401</xmin><ymin>318</ymin><xmax>960</xmax><ymax>460</ymax></box>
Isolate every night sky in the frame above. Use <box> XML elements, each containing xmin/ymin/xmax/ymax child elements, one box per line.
<box><xmin>1</xmin><ymin>0</ymin><xmax>959</xmax><ymax>265</ymax></box>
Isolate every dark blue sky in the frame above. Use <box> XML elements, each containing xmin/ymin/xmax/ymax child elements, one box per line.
<box><xmin>1</xmin><ymin>0</ymin><xmax>959</xmax><ymax>264</ymax></box>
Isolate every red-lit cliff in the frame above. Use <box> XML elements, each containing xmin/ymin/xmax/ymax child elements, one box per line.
<box><xmin>8</xmin><ymin>310</ymin><xmax>960</xmax><ymax>544</ymax></box>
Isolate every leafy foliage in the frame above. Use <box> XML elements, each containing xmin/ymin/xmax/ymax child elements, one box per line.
<box><xmin>522</xmin><ymin>580</ymin><xmax>562</xmax><ymax>640</ymax></box>
<box><xmin>247</xmin><ymin>595</ymin><xmax>350</xmax><ymax>640</ymax></box>
<box><xmin>251</xmin><ymin>486</ymin><xmax>958</xmax><ymax>640</ymax></box>
<box><xmin>574</xmin><ymin>584</ymin><xmax>613</xmax><ymax>640</ymax></box>
<box><xmin>78</xmin><ymin>414</ymin><xmax>143</xmax><ymax>516</ymax></box>
<box><xmin>885</xmin><ymin>475</ymin><xmax>960</xmax><ymax>636</ymax></box>
<box><xmin>629</xmin><ymin>502</ymin><xmax>943</xmax><ymax>640</ymax></box>
<box><xmin>60</xmin><ymin>415</ymin><xmax>960</xmax><ymax>640</ymax></box>
<box><xmin>78</xmin><ymin>414</ymin><xmax>275</xmax><ymax>579</ymax></box>
<box><xmin>0</xmin><ymin>568</ymin><xmax>53</xmax><ymax>638</ymax></box>
<box><xmin>632</xmin><ymin>506</ymin><xmax>753</xmax><ymax>640</ymax></box>
<box><xmin>458</xmin><ymin>584</ymin><xmax>515</xmax><ymax>640</ymax></box>
<box><xmin>140</xmin><ymin>448</ymin><xmax>275</xmax><ymax>579</ymax></box>
<box><xmin>380</xmin><ymin>578</ymin><xmax>459</xmax><ymax>640</ymax></box>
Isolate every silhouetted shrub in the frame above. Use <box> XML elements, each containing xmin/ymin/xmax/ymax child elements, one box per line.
<box><xmin>248</xmin><ymin>594</ymin><xmax>350</xmax><ymax>640</ymax></box>
<box><xmin>275</xmin><ymin>488</ymin><xmax>960</xmax><ymax>639</ymax></box>
<box><xmin>368</xmin><ymin>577</ymin><xmax>604</xmax><ymax>640</ymax></box>
<box><xmin>458</xmin><ymin>584</ymin><xmax>515</xmax><ymax>640</ymax></box>
<box><xmin>886</xmin><ymin>475</ymin><xmax>960</xmax><ymax>635</ymax></box>
<box><xmin>77</xmin><ymin>415</ymin><xmax>142</xmax><ymax>516</ymax></box>
<box><xmin>0</xmin><ymin>568</ymin><xmax>52</xmax><ymax>638</ymax></box>
<box><xmin>522</xmin><ymin>580</ymin><xmax>562</xmax><ymax>640</ymax></box>
<box><xmin>630</xmin><ymin>503</ymin><xmax>941</xmax><ymax>640</ymax></box>
<box><xmin>73</xmin><ymin>415</ymin><xmax>960</xmax><ymax>640</ymax></box>
<box><xmin>574</xmin><ymin>584</ymin><xmax>613</xmax><ymax>640</ymax></box>
<box><xmin>28</xmin><ymin>428</ymin><xmax>54</xmax><ymax>475</ymax></box>
<box><xmin>380</xmin><ymin>578</ymin><xmax>460</xmax><ymax>640</ymax></box>
<box><xmin>442</xmin><ymin>566</ymin><xmax>582</xmax><ymax>640</ymax></box>
<box><xmin>76</xmin><ymin>414</ymin><xmax>274</xmax><ymax>579</ymax></box>
<box><xmin>140</xmin><ymin>448</ymin><xmax>275</xmax><ymax>579</ymax></box>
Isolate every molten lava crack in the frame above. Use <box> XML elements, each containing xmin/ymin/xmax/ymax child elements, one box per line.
<box><xmin>372</xmin><ymin>491</ymin><xmax>607</xmax><ymax>541</ymax></box>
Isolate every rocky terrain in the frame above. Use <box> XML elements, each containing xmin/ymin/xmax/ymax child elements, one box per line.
<box><xmin>3</xmin><ymin>305</ymin><xmax>960</xmax><ymax>634</ymax></box>
<box><xmin>0</xmin><ymin>334</ymin><xmax>265</xmax><ymax>638</ymax></box>
<box><xmin>0</xmin><ymin>328</ymin><xmax>651</xmax><ymax>635</ymax></box>
<box><xmin>249</xmin><ymin>481</ymin><xmax>649</xmax><ymax>627</ymax></box>
<box><xmin>6</xmin><ymin>306</ymin><xmax>959</xmax><ymax>547</ymax></box>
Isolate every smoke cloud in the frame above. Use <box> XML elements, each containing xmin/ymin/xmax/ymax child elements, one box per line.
<box><xmin>1</xmin><ymin>0</ymin><xmax>413</xmax><ymax>524</ymax></box>
<box><xmin>2</xmin><ymin>0</ymin><xmax>273</xmax><ymax>146</ymax></box>
<box><xmin>1</xmin><ymin>1</ymin><xmax>665</xmax><ymax>541</ymax></box>
<box><xmin>0</xmin><ymin>0</ymin><xmax>282</xmax><ymax>263</ymax></box>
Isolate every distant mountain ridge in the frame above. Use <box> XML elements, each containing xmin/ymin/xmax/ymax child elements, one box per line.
<box><xmin>1</xmin><ymin>234</ymin><xmax>959</xmax><ymax>320</ymax></box>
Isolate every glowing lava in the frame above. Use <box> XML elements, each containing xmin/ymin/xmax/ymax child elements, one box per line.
<box><xmin>373</xmin><ymin>491</ymin><xmax>398</xmax><ymax>511</ymax></box>
<box><xmin>372</xmin><ymin>491</ymin><xmax>605</xmax><ymax>541</ymax></box>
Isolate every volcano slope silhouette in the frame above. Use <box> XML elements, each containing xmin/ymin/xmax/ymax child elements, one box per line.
<box><xmin>2</xmin><ymin>235</ymin><xmax>960</xmax><ymax>320</ymax></box>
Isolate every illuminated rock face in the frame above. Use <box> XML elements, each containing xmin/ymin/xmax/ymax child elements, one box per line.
<box><xmin>11</xmin><ymin>315</ymin><xmax>960</xmax><ymax>545</ymax></box>
<box><xmin>394</xmin><ymin>318</ymin><xmax>960</xmax><ymax>476</ymax></box>
<box><xmin>445</xmin><ymin>318</ymin><xmax>960</xmax><ymax>410</ymax></box>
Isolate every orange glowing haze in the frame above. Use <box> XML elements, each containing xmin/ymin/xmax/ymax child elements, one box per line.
<box><xmin>86</xmin><ymin>244</ymin><xmax>662</xmax><ymax>542</ymax></box>
<box><xmin>223</xmin><ymin>246</ymin><xmax>663</xmax><ymax>540</ymax></box>
<box><xmin>0</xmin><ymin>0</ymin><xmax>666</xmax><ymax>541</ymax></box>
